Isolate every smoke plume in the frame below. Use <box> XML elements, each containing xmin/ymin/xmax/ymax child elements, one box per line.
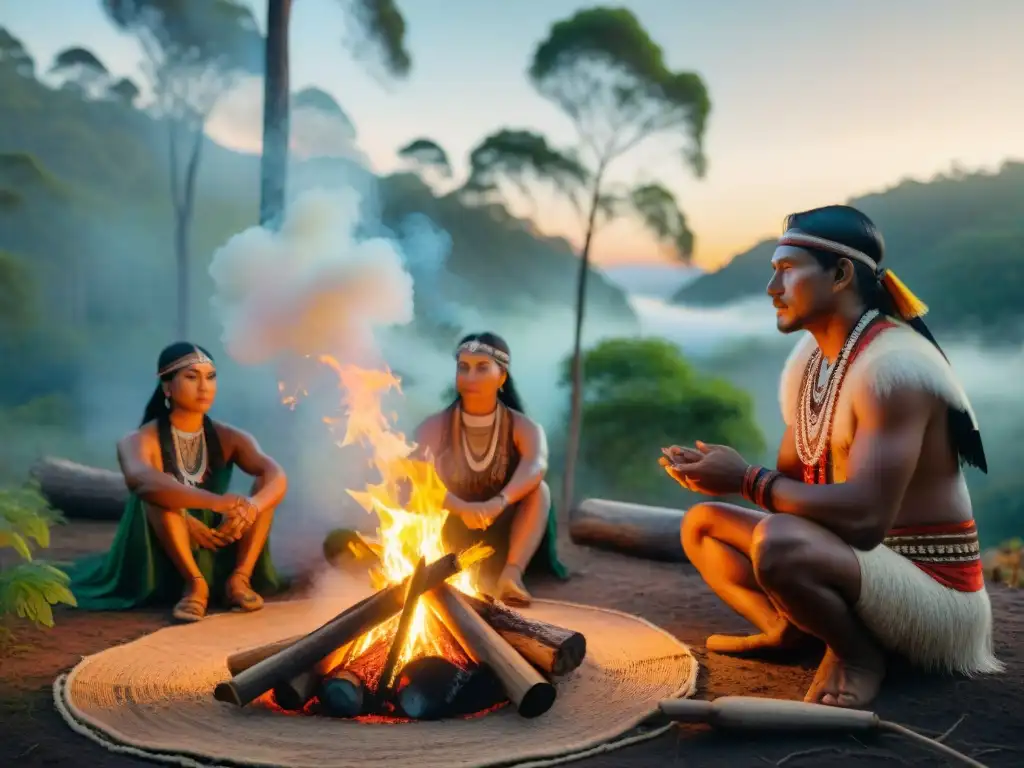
<box><xmin>209</xmin><ymin>187</ymin><xmax>416</xmax><ymax>370</ymax></box>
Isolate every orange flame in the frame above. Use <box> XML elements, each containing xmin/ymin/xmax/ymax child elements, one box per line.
<box><xmin>312</xmin><ymin>355</ymin><xmax>481</xmax><ymax>677</ymax></box>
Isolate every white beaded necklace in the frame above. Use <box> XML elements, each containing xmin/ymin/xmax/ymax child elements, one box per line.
<box><xmin>795</xmin><ymin>310</ymin><xmax>878</xmax><ymax>467</ymax></box>
<box><xmin>460</xmin><ymin>407</ymin><xmax>501</xmax><ymax>473</ymax></box>
<box><xmin>171</xmin><ymin>425</ymin><xmax>208</xmax><ymax>487</ymax></box>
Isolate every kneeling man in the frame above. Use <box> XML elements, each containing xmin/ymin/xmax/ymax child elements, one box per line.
<box><xmin>666</xmin><ymin>205</ymin><xmax>1002</xmax><ymax>708</ymax></box>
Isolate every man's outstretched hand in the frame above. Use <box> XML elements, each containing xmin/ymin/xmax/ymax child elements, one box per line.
<box><xmin>660</xmin><ymin>441</ymin><xmax>749</xmax><ymax>496</ymax></box>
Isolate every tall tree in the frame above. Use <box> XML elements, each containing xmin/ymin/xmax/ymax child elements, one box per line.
<box><xmin>397</xmin><ymin>137</ymin><xmax>452</xmax><ymax>189</ymax></box>
<box><xmin>107</xmin><ymin>76</ymin><xmax>141</xmax><ymax>106</ymax></box>
<box><xmin>49</xmin><ymin>47</ymin><xmax>110</xmax><ymax>97</ymax></box>
<box><xmin>527</xmin><ymin>7</ymin><xmax>710</xmax><ymax>515</ymax></box>
<box><xmin>102</xmin><ymin>0</ymin><xmax>262</xmax><ymax>337</ymax></box>
<box><xmin>0</xmin><ymin>28</ymin><xmax>35</xmax><ymax>78</ymax></box>
<box><xmin>259</xmin><ymin>0</ymin><xmax>412</xmax><ymax>229</ymax></box>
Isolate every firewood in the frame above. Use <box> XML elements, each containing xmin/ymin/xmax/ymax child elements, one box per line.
<box><xmin>213</xmin><ymin>552</ymin><xmax>463</xmax><ymax>707</ymax></box>
<box><xmin>395</xmin><ymin>656</ymin><xmax>476</xmax><ymax>720</ymax></box>
<box><xmin>570</xmin><ymin>498</ymin><xmax>687</xmax><ymax>562</ymax></box>
<box><xmin>319</xmin><ymin>669</ymin><xmax>365</xmax><ymax>718</ymax></box>
<box><xmin>460</xmin><ymin>592</ymin><xmax>586</xmax><ymax>676</ymax></box>
<box><xmin>376</xmin><ymin>557</ymin><xmax>428</xmax><ymax>698</ymax></box>
<box><xmin>426</xmin><ymin>584</ymin><xmax>556</xmax><ymax>718</ymax></box>
<box><xmin>273</xmin><ymin>670</ymin><xmax>321</xmax><ymax>712</ymax></box>
<box><xmin>319</xmin><ymin>632</ymin><xmax>391</xmax><ymax>717</ymax></box>
<box><xmin>227</xmin><ymin>635</ymin><xmax>304</xmax><ymax>676</ymax></box>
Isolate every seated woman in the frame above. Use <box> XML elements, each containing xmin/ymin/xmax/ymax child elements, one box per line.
<box><xmin>415</xmin><ymin>332</ymin><xmax>568</xmax><ymax>605</ymax></box>
<box><xmin>68</xmin><ymin>342</ymin><xmax>288</xmax><ymax>622</ymax></box>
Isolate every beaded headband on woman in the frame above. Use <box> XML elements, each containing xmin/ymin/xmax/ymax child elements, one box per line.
<box><xmin>455</xmin><ymin>339</ymin><xmax>510</xmax><ymax>369</ymax></box>
<box><xmin>777</xmin><ymin>229</ymin><xmax>929</xmax><ymax>320</ymax></box>
<box><xmin>158</xmin><ymin>347</ymin><xmax>215</xmax><ymax>378</ymax></box>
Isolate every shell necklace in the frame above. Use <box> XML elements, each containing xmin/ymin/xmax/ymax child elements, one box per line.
<box><xmin>795</xmin><ymin>310</ymin><xmax>878</xmax><ymax>467</ymax></box>
<box><xmin>460</xmin><ymin>407</ymin><xmax>502</xmax><ymax>473</ymax></box>
<box><xmin>171</xmin><ymin>425</ymin><xmax>208</xmax><ymax>487</ymax></box>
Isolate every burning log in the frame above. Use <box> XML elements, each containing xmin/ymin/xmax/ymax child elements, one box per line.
<box><xmin>214</xmin><ymin>552</ymin><xmax>466</xmax><ymax>708</ymax></box>
<box><xmin>376</xmin><ymin>557</ymin><xmax>429</xmax><ymax>698</ymax></box>
<box><xmin>396</xmin><ymin>656</ymin><xmax>475</xmax><ymax>720</ymax></box>
<box><xmin>273</xmin><ymin>670</ymin><xmax>320</xmax><ymax>712</ymax></box>
<box><xmin>319</xmin><ymin>631</ymin><xmax>393</xmax><ymax>718</ymax></box>
<box><xmin>460</xmin><ymin>593</ymin><xmax>586</xmax><ymax>676</ymax></box>
<box><xmin>570</xmin><ymin>498</ymin><xmax>687</xmax><ymax>563</ymax></box>
<box><xmin>319</xmin><ymin>668</ymin><xmax>365</xmax><ymax>718</ymax></box>
<box><xmin>426</xmin><ymin>584</ymin><xmax>556</xmax><ymax>718</ymax></box>
<box><xmin>227</xmin><ymin>635</ymin><xmax>303</xmax><ymax>676</ymax></box>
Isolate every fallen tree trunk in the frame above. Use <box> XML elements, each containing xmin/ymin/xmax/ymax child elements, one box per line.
<box><xmin>570</xmin><ymin>498</ymin><xmax>687</xmax><ymax>563</ymax></box>
<box><xmin>31</xmin><ymin>456</ymin><xmax>128</xmax><ymax>521</ymax></box>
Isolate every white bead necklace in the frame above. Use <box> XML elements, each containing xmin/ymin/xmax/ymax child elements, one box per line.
<box><xmin>460</xmin><ymin>407</ymin><xmax>501</xmax><ymax>473</ymax></box>
<box><xmin>795</xmin><ymin>310</ymin><xmax>878</xmax><ymax>467</ymax></box>
<box><xmin>171</xmin><ymin>425</ymin><xmax>208</xmax><ymax>487</ymax></box>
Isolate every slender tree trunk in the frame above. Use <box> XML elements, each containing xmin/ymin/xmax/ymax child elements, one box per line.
<box><xmin>168</xmin><ymin>113</ymin><xmax>205</xmax><ymax>340</ymax></box>
<box><xmin>259</xmin><ymin>0</ymin><xmax>292</xmax><ymax>229</ymax></box>
<box><xmin>559</xmin><ymin>173</ymin><xmax>605</xmax><ymax>518</ymax></box>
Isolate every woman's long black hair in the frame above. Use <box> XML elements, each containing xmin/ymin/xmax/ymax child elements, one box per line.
<box><xmin>452</xmin><ymin>332</ymin><xmax>526</xmax><ymax>414</ymax></box>
<box><xmin>142</xmin><ymin>341</ymin><xmax>226</xmax><ymax>481</ymax></box>
<box><xmin>783</xmin><ymin>205</ymin><xmax>986</xmax><ymax>472</ymax></box>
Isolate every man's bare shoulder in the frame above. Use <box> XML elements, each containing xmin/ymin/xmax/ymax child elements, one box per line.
<box><xmin>853</xmin><ymin>380</ymin><xmax>937</xmax><ymax>426</ymax></box>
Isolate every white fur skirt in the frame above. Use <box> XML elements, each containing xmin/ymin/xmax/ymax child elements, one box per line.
<box><xmin>853</xmin><ymin>544</ymin><xmax>1004</xmax><ymax>675</ymax></box>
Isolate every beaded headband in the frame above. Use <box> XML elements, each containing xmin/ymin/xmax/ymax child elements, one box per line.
<box><xmin>455</xmin><ymin>340</ymin><xmax>510</xmax><ymax>369</ymax></box>
<box><xmin>158</xmin><ymin>347</ymin><xmax>215</xmax><ymax>378</ymax></box>
<box><xmin>775</xmin><ymin>229</ymin><xmax>928</xmax><ymax>320</ymax></box>
<box><xmin>777</xmin><ymin>230</ymin><xmax>881</xmax><ymax>274</ymax></box>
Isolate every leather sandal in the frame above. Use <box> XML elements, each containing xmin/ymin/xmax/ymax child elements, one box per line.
<box><xmin>496</xmin><ymin>564</ymin><xmax>532</xmax><ymax>607</ymax></box>
<box><xmin>225</xmin><ymin>571</ymin><xmax>264</xmax><ymax>612</ymax></box>
<box><xmin>172</xmin><ymin>577</ymin><xmax>209</xmax><ymax>622</ymax></box>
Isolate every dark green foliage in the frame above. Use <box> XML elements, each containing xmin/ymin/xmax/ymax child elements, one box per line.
<box><xmin>561</xmin><ymin>338</ymin><xmax>764</xmax><ymax>504</ymax></box>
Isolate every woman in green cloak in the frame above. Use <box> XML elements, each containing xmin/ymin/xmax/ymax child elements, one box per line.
<box><xmin>68</xmin><ymin>342</ymin><xmax>287</xmax><ymax>622</ymax></box>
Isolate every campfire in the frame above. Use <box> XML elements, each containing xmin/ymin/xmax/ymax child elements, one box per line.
<box><xmin>213</xmin><ymin>360</ymin><xmax>587</xmax><ymax>721</ymax></box>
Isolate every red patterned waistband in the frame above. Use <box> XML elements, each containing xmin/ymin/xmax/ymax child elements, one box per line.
<box><xmin>884</xmin><ymin>520</ymin><xmax>984</xmax><ymax>593</ymax></box>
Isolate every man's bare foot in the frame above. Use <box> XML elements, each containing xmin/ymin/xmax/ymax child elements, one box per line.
<box><xmin>706</xmin><ymin>620</ymin><xmax>813</xmax><ymax>655</ymax></box>
<box><xmin>496</xmin><ymin>565</ymin><xmax>531</xmax><ymax>607</ymax></box>
<box><xmin>804</xmin><ymin>648</ymin><xmax>841</xmax><ymax>703</ymax></box>
<box><xmin>172</xmin><ymin>577</ymin><xmax>209</xmax><ymax>622</ymax></box>
<box><xmin>807</xmin><ymin>646</ymin><xmax>885</xmax><ymax>709</ymax></box>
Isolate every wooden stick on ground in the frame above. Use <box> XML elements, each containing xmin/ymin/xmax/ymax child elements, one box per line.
<box><xmin>213</xmin><ymin>553</ymin><xmax>462</xmax><ymax>708</ymax></box>
<box><xmin>426</xmin><ymin>583</ymin><xmax>556</xmax><ymax>718</ymax></box>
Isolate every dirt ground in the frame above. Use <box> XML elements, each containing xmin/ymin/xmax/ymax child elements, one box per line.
<box><xmin>1</xmin><ymin>520</ymin><xmax>1021</xmax><ymax>767</ymax></box>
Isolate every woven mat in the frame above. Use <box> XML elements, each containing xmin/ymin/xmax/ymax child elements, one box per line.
<box><xmin>55</xmin><ymin>585</ymin><xmax>698</xmax><ymax>768</ymax></box>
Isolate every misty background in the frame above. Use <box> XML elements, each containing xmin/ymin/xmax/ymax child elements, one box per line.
<box><xmin>1</xmin><ymin>4</ymin><xmax>1023</xmax><ymax>577</ymax></box>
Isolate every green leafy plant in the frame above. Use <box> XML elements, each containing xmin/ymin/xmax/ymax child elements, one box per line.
<box><xmin>0</xmin><ymin>483</ymin><xmax>76</xmax><ymax>638</ymax></box>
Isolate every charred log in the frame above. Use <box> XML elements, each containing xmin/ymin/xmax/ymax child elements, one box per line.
<box><xmin>426</xmin><ymin>584</ymin><xmax>556</xmax><ymax>718</ymax></box>
<box><xmin>461</xmin><ymin>592</ymin><xmax>585</xmax><ymax>676</ymax></box>
<box><xmin>213</xmin><ymin>553</ymin><xmax>462</xmax><ymax>707</ymax></box>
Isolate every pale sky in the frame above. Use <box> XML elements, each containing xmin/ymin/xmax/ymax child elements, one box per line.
<box><xmin>6</xmin><ymin>0</ymin><xmax>1024</xmax><ymax>268</ymax></box>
